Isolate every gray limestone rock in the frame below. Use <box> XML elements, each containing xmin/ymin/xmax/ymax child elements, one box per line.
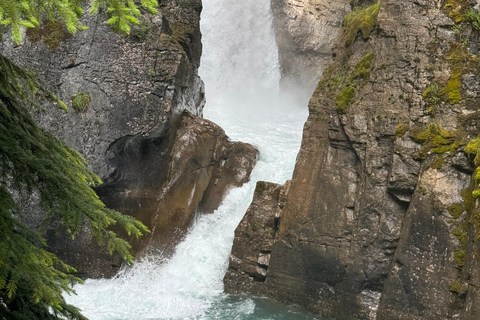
<box><xmin>229</xmin><ymin>0</ymin><xmax>480</xmax><ymax>319</ymax></box>
<box><xmin>270</xmin><ymin>0</ymin><xmax>350</xmax><ymax>91</ymax></box>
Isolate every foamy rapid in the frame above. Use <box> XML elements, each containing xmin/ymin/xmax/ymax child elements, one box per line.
<box><xmin>64</xmin><ymin>0</ymin><xmax>317</xmax><ymax>318</ymax></box>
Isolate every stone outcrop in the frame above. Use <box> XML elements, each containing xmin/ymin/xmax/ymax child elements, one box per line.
<box><xmin>1</xmin><ymin>0</ymin><xmax>259</xmax><ymax>278</ymax></box>
<box><xmin>49</xmin><ymin>111</ymin><xmax>257</xmax><ymax>278</ymax></box>
<box><xmin>228</xmin><ymin>0</ymin><xmax>480</xmax><ymax>319</ymax></box>
<box><xmin>270</xmin><ymin>0</ymin><xmax>350</xmax><ymax>91</ymax></box>
<box><xmin>96</xmin><ymin>111</ymin><xmax>258</xmax><ymax>257</ymax></box>
<box><xmin>224</xmin><ymin>181</ymin><xmax>289</xmax><ymax>294</ymax></box>
<box><xmin>1</xmin><ymin>0</ymin><xmax>204</xmax><ymax>179</ymax></box>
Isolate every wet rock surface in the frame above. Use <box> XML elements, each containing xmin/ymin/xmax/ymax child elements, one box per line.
<box><xmin>270</xmin><ymin>0</ymin><xmax>350</xmax><ymax>90</ymax></box>
<box><xmin>1</xmin><ymin>0</ymin><xmax>205</xmax><ymax>179</ymax></box>
<box><xmin>46</xmin><ymin>111</ymin><xmax>257</xmax><ymax>278</ymax></box>
<box><xmin>229</xmin><ymin>0</ymin><xmax>480</xmax><ymax>319</ymax></box>
<box><xmin>224</xmin><ymin>181</ymin><xmax>289</xmax><ymax>294</ymax></box>
<box><xmin>96</xmin><ymin>111</ymin><xmax>258</xmax><ymax>264</ymax></box>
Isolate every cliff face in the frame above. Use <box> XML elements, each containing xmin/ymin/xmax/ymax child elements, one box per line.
<box><xmin>1</xmin><ymin>0</ymin><xmax>258</xmax><ymax>278</ymax></box>
<box><xmin>226</xmin><ymin>0</ymin><xmax>480</xmax><ymax>319</ymax></box>
<box><xmin>2</xmin><ymin>0</ymin><xmax>205</xmax><ymax>179</ymax></box>
<box><xmin>270</xmin><ymin>0</ymin><xmax>350</xmax><ymax>90</ymax></box>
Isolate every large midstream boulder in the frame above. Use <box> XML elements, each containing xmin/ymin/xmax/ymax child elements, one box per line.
<box><xmin>228</xmin><ymin>0</ymin><xmax>480</xmax><ymax>319</ymax></box>
<box><xmin>96</xmin><ymin>111</ymin><xmax>258</xmax><ymax>257</ymax></box>
<box><xmin>46</xmin><ymin>111</ymin><xmax>257</xmax><ymax>278</ymax></box>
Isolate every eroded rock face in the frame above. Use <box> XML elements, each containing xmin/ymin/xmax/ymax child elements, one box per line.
<box><xmin>1</xmin><ymin>0</ymin><xmax>205</xmax><ymax>179</ymax></box>
<box><xmin>96</xmin><ymin>111</ymin><xmax>258</xmax><ymax>260</ymax></box>
<box><xmin>0</xmin><ymin>0</ymin><xmax>258</xmax><ymax>278</ymax></box>
<box><xmin>270</xmin><ymin>0</ymin><xmax>350</xmax><ymax>91</ymax></box>
<box><xmin>229</xmin><ymin>0</ymin><xmax>480</xmax><ymax>319</ymax></box>
<box><xmin>224</xmin><ymin>181</ymin><xmax>289</xmax><ymax>294</ymax></box>
<box><xmin>43</xmin><ymin>110</ymin><xmax>258</xmax><ymax>278</ymax></box>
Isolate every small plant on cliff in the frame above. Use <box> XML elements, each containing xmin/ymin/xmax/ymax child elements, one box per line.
<box><xmin>444</xmin><ymin>0</ymin><xmax>472</xmax><ymax>23</ymax></box>
<box><xmin>335</xmin><ymin>51</ymin><xmax>375</xmax><ymax>113</ymax></box>
<box><xmin>71</xmin><ymin>92</ymin><xmax>92</xmax><ymax>112</ymax></box>
<box><xmin>466</xmin><ymin>9</ymin><xmax>480</xmax><ymax>30</ymax></box>
<box><xmin>342</xmin><ymin>2</ymin><xmax>380</xmax><ymax>46</ymax></box>
<box><xmin>0</xmin><ymin>1</ymin><xmax>158</xmax><ymax>319</ymax></box>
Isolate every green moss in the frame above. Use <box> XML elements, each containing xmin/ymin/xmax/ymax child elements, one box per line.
<box><xmin>343</xmin><ymin>2</ymin><xmax>380</xmax><ymax>46</ymax></box>
<box><xmin>454</xmin><ymin>249</ymin><xmax>466</xmax><ymax>267</ymax></box>
<box><xmin>463</xmin><ymin>137</ymin><xmax>480</xmax><ymax>199</ymax></box>
<box><xmin>461</xmin><ymin>187</ymin><xmax>474</xmax><ymax>210</ymax></box>
<box><xmin>431</xmin><ymin>155</ymin><xmax>444</xmax><ymax>169</ymax></box>
<box><xmin>449</xmin><ymin>280</ymin><xmax>462</xmax><ymax>293</ymax></box>
<box><xmin>26</xmin><ymin>21</ymin><xmax>71</xmax><ymax>50</ymax></box>
<box><xmin>395</xmin><ymin>122</ymin><xmax>410</xmax><ymax>137</ymax></box>
<box><xmin>422</xmin><ymin>82</ymin><xmax>441</xmax><ymax>106</ymax></box>
<box><xmin>317</xmin><ymin>64</ymin><xmax>348</xmax><ymax>92</ymax></box>
<box><xmin>449</xmin><ymin>43</ymin><xmax>469</xmax><ymax>62</ymax></box>
<box><xmin>410</xmin><ymin>123</ymin><xmax>465</xmax><ymax>158</ymax></box>
<box><xmin>444</xmin><ymin>0</ymin><xmax>472</xmax><ymax>22</ymax></box>
<box><xmin>452</xmin><ymin>227</ymin><xmax>468</xmax><ymax>247</ymax></box>
<box><xmin>465</xmin><ymin>136</ymin><xmax>480</xmax><ymax>165</ymax></box>
<box><xmin>336</xmin><ymin>85</ymin><xmax>356</xmax><ymax>113</ymax></box>
<box><xmin>448</xmin><ymin>203</ymin><xmax>465</xmax><ymax>219</ymax></box>
<box><xmin>441</xmin><ymin>74</ymin><xmax>462</xmax><ymax>104</ymax></box>
<box><xmin>350</xmin><ymin>51</ymin><xmax>375</xmax><ymax>81</ymax></box>
<box><xmin>333</xmin><ymin>51</ymin><xmax>375</xmax><ymax>114</ymax></box>
<box><xmin>449</xmin><ymin>43</ymin><xmax>471</xmax><ymax>75</ymax></box>
<box><xmin>70</xmin><ymin>92</ymin><xmax>91</xmax><ymax>113</ymax></box>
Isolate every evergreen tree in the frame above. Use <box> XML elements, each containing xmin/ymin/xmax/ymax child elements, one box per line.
<box><xmin>0</xmin><ymin>1</ymin><xmax>157</xmax><ymax>319</ymax></box>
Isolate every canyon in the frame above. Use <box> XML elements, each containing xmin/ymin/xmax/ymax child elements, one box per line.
<box><xmin>3</xmin><ymin>0</ymin><xmax>480</xmax><ymax>319</ymax></box>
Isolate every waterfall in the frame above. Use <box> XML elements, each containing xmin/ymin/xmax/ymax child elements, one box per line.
<box><xmin>64</xmin><ymin>0</ymin><xmax>316</xmax><ymax>318</ymax></box>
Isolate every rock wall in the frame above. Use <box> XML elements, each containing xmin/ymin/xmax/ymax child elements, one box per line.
<box><xmin>270</xmin><ymin>0</ymin><xmax>350</xmax><ymax>91</ymax></box>
<box><xmin>1</xmin><ymin>0</ymin><xmax>259</xmax><ymax>278</ymax></box>
<box><xmin>226</xmin><ymin>0</ymin><xmax>480</xmax><ymax>319</ymax></box>
<box><xmin>2</xmin><ymin>0</ymin><xmax>205</xmax><ymax>179</ymax></box>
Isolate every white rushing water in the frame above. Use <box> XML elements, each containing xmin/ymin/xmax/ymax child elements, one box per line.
<box><xmin>65</xmin><ymin>0</ymin><xmax>317</xmax><ymax>318</ymax></box>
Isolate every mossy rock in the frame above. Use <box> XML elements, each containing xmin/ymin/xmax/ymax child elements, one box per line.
<box><xmin>461</xmin><ymin>187</ymin><xmax>474</xmax><ymax>210</ymax></box>
<box><xmin>71</xmin><ymin>92</ymin><xmax>92</xmax><ymax>113</ymax></box>
<box><xmin>422</xmin><ymin>82</ymin><xmax>441</xmax><ymax>106</ymax></box>
<box><xmin>350</xmin><ymin>51</ymin><xmax>375</xmax><ymax>81</ymax></box>
<box><xmin>410</xmin><ymin>123</ymin><xmax>465</xmax><ymax>158</ymax></box>
<box><xmin>431</xmin><ymin>155</ymin><xmax>444</xmax><ymax>169</ymax></box>
<box><xmin>395</xmin><ymin>122</ymin><xmax>410</xmax><ymax>137</ymax></box>
<box><xmin>449</xmin><ymin>280</ymin><xmax>462</xmax><ymax>294</ymax></box>
<box><xmin>336</xmin><ymin>85</ymin><xmax>356</xmax><ymax>113</ymax></box>
<box><xmin>454</xmin><ymin>249</ymin><xmax>466</xmax><ymax>267</ymax></box>
<box><xmin>441</xmin><ymin>73</ymin><xmax>462</xmax><ymax>104</ymax></box>
<box><xmin>26</xmin><ymin>21</ymin><xmax>72</xmax><ymax>50</ymax></box>
<box><xmin>448</xmin><ymin>203</ymin><xmax>465</xmax><ymax>219</ymax></box>
<box><xmin>343</xmin><ymin>2</ymin><xmax>380</xmax><ymax>46</ymax></box>
<box><xmin>444</xmin><ymin>0</ymin><xmax>472</xmax><ymax>23</ymax></box>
